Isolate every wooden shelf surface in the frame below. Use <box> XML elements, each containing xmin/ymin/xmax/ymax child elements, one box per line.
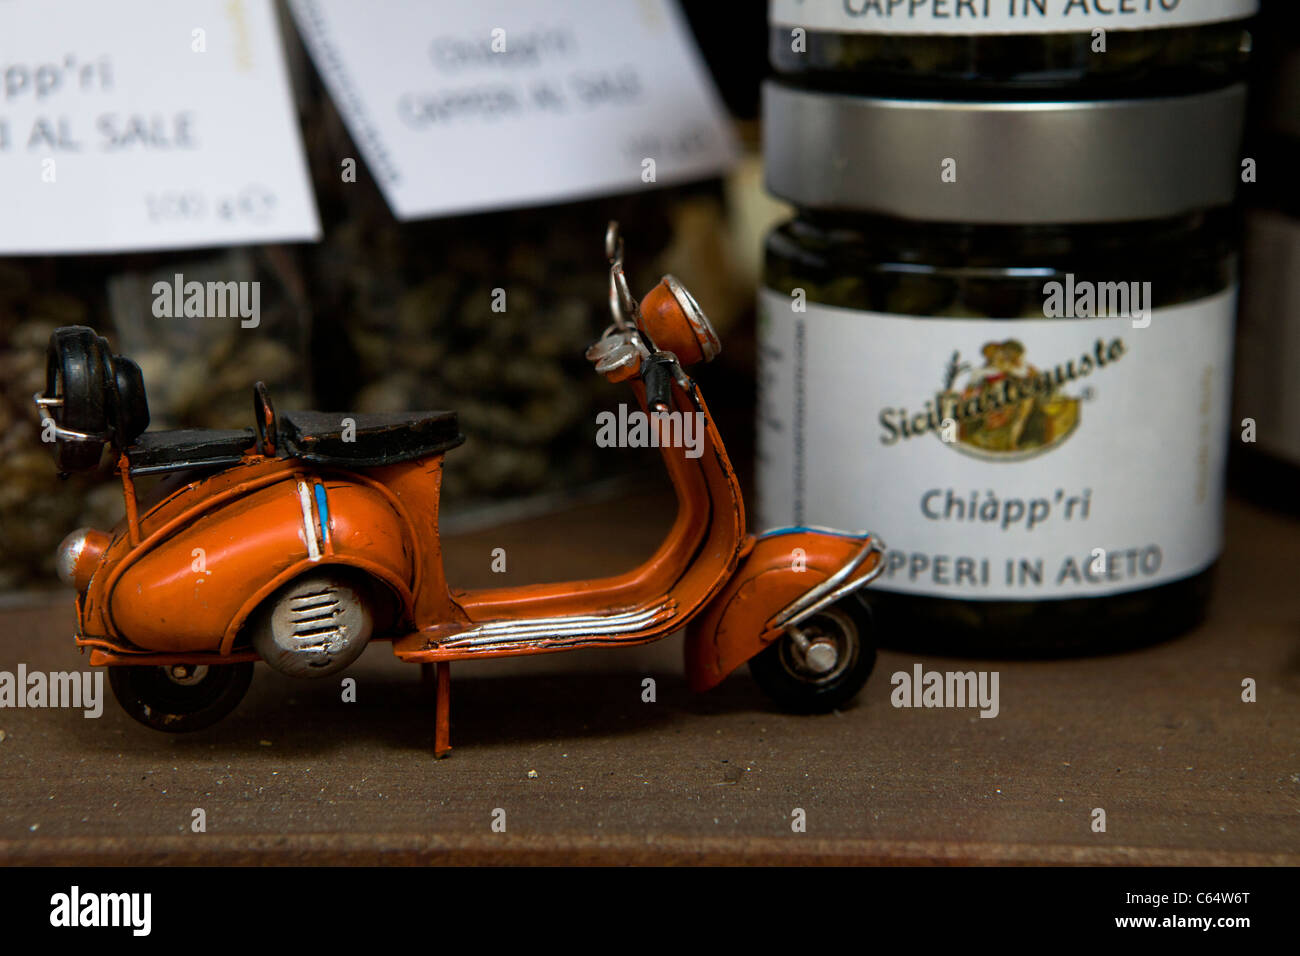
<box><xmin>1</xmin><ymin>494</ymin><xmax>1296</xmax><ymax>866</ymax></box>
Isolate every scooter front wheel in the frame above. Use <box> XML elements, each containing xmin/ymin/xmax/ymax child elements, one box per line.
<box><xmin>109</xmin><ymin>662</ymin><xmax>254</xmax><ymax>732</ymax></box>
<box><xmin>749</xmin><ymin>597</ymin><xmax>876</xmax><ymax>714</ymax></box>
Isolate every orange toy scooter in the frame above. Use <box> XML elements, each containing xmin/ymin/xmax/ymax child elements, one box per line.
<box><xmin>37</xmin><ymin>224</ymin><xmax>884</xmax><ymax>755</ymax></box>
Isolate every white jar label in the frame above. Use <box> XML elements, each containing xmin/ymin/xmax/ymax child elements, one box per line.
<box><xmin>770</xmin><ymin>0</ymin><xmax>1259</xmax><ymax>36</ymax></box>
<box><xmin>757</xmin><ymin>288</ymin><xmax>1236</xmax><ymax>600</ymax></box>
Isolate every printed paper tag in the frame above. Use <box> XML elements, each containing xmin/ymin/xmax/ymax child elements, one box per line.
<box><xmin>288</xmin><ymin>0</ymin><xmax>739</xmax><ymax>220</ymax></box>
<box><xmin>0</xmin><ymin>0</ymin><xmax>320</xmax><ymax>255</ymax></box>
<box><xmin>769</xmin><ymin>0</ymin><xmax>1260</xmax><ymax>36</ymax></box>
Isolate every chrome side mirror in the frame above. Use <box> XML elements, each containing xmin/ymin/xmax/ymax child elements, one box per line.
<box><xmin>605</xmin><ymin>220</ymin><xmax>637</xmax><ymax>330</ymax></box>
<box><xmin>605</xmin><ymin>221</ymin><xmax>623</xmax><ymax>266</ymax></box>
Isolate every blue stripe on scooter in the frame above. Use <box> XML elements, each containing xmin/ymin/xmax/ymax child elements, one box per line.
<box><xmin>314</xmin><ymin>483</ymin><xmax>330</xmax><ymax>545</ymax></box>
<box><xmin>759</xmin><ymin>525</ymin><xmax>868</xmax><ymax>539</ymax></box>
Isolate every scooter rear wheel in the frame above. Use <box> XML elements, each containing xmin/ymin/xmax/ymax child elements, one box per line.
<box><xmin>109</xmin><ymin>662</ymin><xmax>254</xmax><ymax>733</ymax></box>
<box><xmin>749</xmin><ymin>596</ymin><xmax>876</xmax><ymax>714</ymax></box>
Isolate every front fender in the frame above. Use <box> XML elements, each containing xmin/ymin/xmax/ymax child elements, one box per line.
<box><xmin>684</xmin><ymin>528</ymin><xmax>881</xmax><ymax>692</ymax></box>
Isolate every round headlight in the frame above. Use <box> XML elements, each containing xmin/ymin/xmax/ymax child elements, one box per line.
<box><xmin>636</xmin><ymin>275</ymin><xmax>721</xmax><ymax>367</ymax></box>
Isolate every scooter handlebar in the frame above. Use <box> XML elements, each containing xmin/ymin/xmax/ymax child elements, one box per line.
<box><xmin>641</xmin><ymin>354</ymin><xmax>674</xmax><ymax>412</ymax></box>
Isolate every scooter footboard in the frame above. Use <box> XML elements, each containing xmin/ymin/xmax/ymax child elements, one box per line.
<box><xmin>684</xmin><ymin>528</ymin><xmax>883</xmax><ymax>692</ymax></box>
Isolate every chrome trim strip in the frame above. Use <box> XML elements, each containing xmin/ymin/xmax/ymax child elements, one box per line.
<box><xmin>769</xmin><ymin>537</ymin><xmax>885</xmax><ymax>630</ymax></box>
<box><xmin>296</xmin><ymin>480</ymin><xmax>321</xmax><ymax>560</ymax></box>
<box><xmin>31</xmin><ymin>393</ymin><xmax>111</xmax><ymax>443</ymax></box>
<box><xmin>442</xmin><ymin>598</ymin><xmax>677</xmax><ymax>649</ymax></box>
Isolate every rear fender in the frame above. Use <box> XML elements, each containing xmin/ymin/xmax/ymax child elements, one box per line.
<box><xmin>684</xmin><ymin>528</ymin><xmax>881</xmax><ymax>692</ymax></box>
<box><xmin>105</xmin><ymin>474</ymin><xmax>416</xmax><ymax>654</ymax></box>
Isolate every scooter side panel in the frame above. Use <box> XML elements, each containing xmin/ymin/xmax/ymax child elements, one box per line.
<box><xmin>79</xmin><ymin>460</ymin><xmax>290</xmax><ymax>641</ymax></box>
<box><xmin>107</xmin><ymin>476</ymin><xmax>414</xmax><ymax>653</ymax></box>
<box><xmin>684</xmin><ymin>531</ymin><xmax>875</xmax><ymax>692</ymax></box>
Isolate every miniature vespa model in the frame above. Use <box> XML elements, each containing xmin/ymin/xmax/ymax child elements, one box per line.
<box><xmin>37</xmin><ymin>224</ymin><xmax>884</xmax><ymax>755</ymax></box>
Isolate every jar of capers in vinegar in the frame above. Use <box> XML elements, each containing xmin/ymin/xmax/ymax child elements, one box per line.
<box><xmin>758</xmin><ymin>83</ymin><xmax>1246</xmax><ymax>653</ymax></box>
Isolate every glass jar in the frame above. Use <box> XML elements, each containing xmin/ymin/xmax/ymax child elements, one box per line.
<box><xmin>758</xmin><ymin>83</ymin><xmax>1246</xmax><ymax>654</ymax></box>
<box><xmin>769</xmin><ymin>0</ymin><xmax>1256</xmax><ymax>97</ymax></box>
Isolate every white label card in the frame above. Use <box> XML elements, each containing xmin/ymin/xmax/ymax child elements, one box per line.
<box><xmin>288</xmin><ymin>0</ymin><xmax>739</xmax><ymax>220</ymax></box>
<box><xmin>0</xmin><ymin>0</ymin><xmax>320</xmax><ymax>255</ymax></box>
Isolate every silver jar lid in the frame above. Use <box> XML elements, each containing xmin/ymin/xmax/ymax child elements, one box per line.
<box><xmin>764</xmin><ymin>81</ymin><xmax>1248</xmax><ymax>224</ymax></box>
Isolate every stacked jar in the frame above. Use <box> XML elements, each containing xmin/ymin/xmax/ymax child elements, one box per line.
<box><xmin>758</xmin><ymin>0</ymin><xmax>1257</xmax><ymax>654</ymax></box>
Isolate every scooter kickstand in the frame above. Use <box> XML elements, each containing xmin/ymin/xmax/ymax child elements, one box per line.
<box><xmin>434</xmin><ymin>661</ymin><xmax>452</xmax><ymax>758</ymax></box>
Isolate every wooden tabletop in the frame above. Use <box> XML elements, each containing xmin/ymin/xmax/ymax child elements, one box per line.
<box><xmin>1</xmin><ymin>490</ymin><xmax>1296</xmax><ymax>865</ymax></box>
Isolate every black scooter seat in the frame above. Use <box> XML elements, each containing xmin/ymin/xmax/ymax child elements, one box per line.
<box><xmin>277</xmin><ymin>410</ymin><xmax>463</xmax><ymax>467</ymax></box>
<box><xmin>127</xmin><ymin>428</ymin><xmax>255</xmax><ymax>475</ymax></box>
